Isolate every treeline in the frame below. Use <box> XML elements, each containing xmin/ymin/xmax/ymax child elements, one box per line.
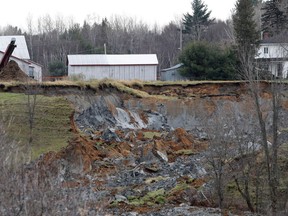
<box><xmin>0</xmin><ymin>14</ymin><xmax>233</xmax><ymax>77</ymax></box>
<box><xmin>261</xmin><ymin>0</ymin><xmax>288</xmax><ymax>37</ymax></box>
<box><xmin>178</xmin><ymin>0</ymin><xmax>288</xmax><ymax>80</ymax></box>
<box><xmin>1</xmin><ymin>0</ymin><xmax>283</xmax><ymax>79</ymax></box>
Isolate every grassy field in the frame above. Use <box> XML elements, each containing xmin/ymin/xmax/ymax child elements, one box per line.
<box><xmin>0</xmin><ymin>92</ymin><xmax>74</xmax><ymax>159</ymax></box>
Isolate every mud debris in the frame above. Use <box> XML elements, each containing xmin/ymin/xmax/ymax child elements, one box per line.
<box><xmin>0</xmin><ymin>60</ymin><xmax>32</xmax><ymax>82</ymax></box>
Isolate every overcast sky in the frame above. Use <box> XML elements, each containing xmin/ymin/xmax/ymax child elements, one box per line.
<box><xmin>0</xmin><ymin>0</ymin><xmax>237</xmax><ymax>30</ymax></box>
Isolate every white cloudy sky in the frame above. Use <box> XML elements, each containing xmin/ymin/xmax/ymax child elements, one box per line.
<box><xmin>0</xmin><ymin>0</ymin><xmax>237</xmax><ymax>30</ymax></box>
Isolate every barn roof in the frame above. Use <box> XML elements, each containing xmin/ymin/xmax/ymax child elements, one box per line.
<box><xmin>0</xmin><ymin>35</ymin><xmax>30</xmax><ymax>59</ymax></box>
<box><xmin>68</xmin><ymin>54</ymin><xmax>158</xmax><ymax>66</ymax></box>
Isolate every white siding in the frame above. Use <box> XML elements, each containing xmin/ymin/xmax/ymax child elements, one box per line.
<box><xmin>68</xmin><ymin>65</ymin><xmax>157</xmax><ymax>81</ymax></box>
<box><xmin>67</xmin><ymin>54</ymin><xmax>158</xmax><ymax>81</ymax></box>
<box><xmin>11</xmin><ymin>57</ymin><xmax>42</xmax><ymax>82</ymax></box>
<box><xmin>29</xmin><ymin>63</ymin><xmax>42</xmax><ymax>82</ymax></box>
<box><xmin>267</xmin><ymin>61</ymin><xmax>288</xmax><ymax>78</ymax></box>
<box><xmin>257</xmin><ymin>43</ymin><xmax>288</xmax><ymax>59</ymax></box>
<box><xmin>283</xmin><ymin>62</ymin><xmax>288</xmax><ymax>78</ymax></box>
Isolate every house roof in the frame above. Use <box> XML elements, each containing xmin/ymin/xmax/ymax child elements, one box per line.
<box><xmin>0</xmin><ymin>35</ymin><xmax>30</xmax><ymax>59</ymax></box>
<box><xmin>67</xmin><ymin>54</ymin><xmax>158</xmax><ymax>66</ymax></box>
<box><xmin>259</xmin><ymin>42</ymin><xmax>288</xmax><ymax>46</ymax></box>
<box><xmin>0</xmin><ymin>51</ymin><xmax>43</xmax><ymax>67</ymax></box>
<box><xmin>0</xmin><ymin>50</ymin><xmax>30</xmax><ymax>64</ymax></box>
<box><xmin>161</xmin><ymin>63</ymin><xmax>183</xmax><ymax>72</ymax></box>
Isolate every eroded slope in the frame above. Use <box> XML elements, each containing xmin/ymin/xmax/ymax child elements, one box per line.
<box><xmin>1</xmin><ymin>81</ymin><xmax>288</xmax><ymax>215</ymax></box>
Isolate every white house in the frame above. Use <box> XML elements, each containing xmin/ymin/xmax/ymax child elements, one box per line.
<box><xmin>256</xmin><ymin>42</ymin><xmax>288</xmax><ymax>78</ymax></box>
<box><xmin>0</xmin><ymin>35</ymin><xmax>43</xmax><ymax>81</ymax></box>
<box><xmin>67</xmin><ymin>54</ymin><xmax>158</xmax><ymax>81</ymax></box>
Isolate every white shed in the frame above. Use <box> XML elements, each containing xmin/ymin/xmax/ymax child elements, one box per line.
<box><xmin>67</xmin><ymin>54</ymin><xmax>158</xmax><ymax>81</ymax></box>
<box><xmin>0</xmin><ymin>52</ymin><xmax>43</xmax><ymax>81</ymax></box>
<box><xmin>160</xmin><ymin>63</ymin><xmax>188</xmax><ymax>81</ymax></box>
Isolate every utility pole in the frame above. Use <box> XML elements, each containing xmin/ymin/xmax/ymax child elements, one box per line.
<box><xmin>179</xmin><ymin>25</ymin><xmax>183</xmax><ymax>51</ymax></box>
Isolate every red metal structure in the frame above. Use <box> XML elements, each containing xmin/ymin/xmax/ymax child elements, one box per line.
<box><xmin>0</xmin><ymin>38</ymin><xmax>17</xmax><ymax>71</ymax></box>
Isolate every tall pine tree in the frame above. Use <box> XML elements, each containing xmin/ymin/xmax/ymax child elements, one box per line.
<box><xmin>261</xmin><ymin>0</ymin><xmax>287</xmax><ymax>37</ymax></box>
<box><xmin>182</xmin><ymin>0</ymin><xmax>214</xmax><ymax>41</ymax></box>
<box><xmin>233</xmin><ymin>0</ymin><xmax>259</xmax><ymax>49</ymax></box>
<box><xmin>233</xmin><ymin>0</ymin><xmax>260</xmax><ymax>79</ymax></box>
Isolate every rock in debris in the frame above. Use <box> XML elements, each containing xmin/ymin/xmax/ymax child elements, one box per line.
<box><xmin>102</xmin><ymin>128</ymin><xmax>121</xmax><ymax>142</ymax></box>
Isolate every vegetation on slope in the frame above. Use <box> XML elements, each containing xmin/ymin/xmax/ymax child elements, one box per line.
<box><xmin>0</xmin><ymin>93</ymin><xmax>74</xmax><ymax>159</ymax></box>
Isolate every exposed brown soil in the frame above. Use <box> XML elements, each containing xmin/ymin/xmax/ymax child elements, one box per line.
<box><xmin>0</xmin><ymin>60</ymin><xmax>32</xmax><ymax>82</ymax></box>
<box><xmin>1</xmin><ymin>81</ymin><xmax>282</xmax><ymax>215</ymax></box>
<box><xmin>141</xmin><ymin>83</ymin><xmax>238</xmax><ymax>97</ymax></box>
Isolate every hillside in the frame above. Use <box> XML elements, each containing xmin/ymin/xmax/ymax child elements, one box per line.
<box><xmin>1</xmin><ymin>80</ymin><xmax>288</xmax><ymax>215</ymax></box>
<box><xmin>0</xmin><ymin>92</ymin><xmax>74</xmax><ymax>158</ymax></box>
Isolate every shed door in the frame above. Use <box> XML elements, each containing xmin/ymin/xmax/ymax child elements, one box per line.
<box><xmin>141</xmin><ymin>66</ymin><xmax>145</xmax><ymax>80</ymax></box>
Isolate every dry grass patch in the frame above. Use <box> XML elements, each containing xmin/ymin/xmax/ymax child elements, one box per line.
<box><xmin>0</xmin><ymin>92</ymin><xmax>74</xmax><ymax>159</ymax></box>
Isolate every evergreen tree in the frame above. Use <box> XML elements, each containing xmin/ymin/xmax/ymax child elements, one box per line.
<box><xmin>182</xmin><ymin>0</ymin><xmax>214</xmax><ymax>41</ymax></box>
<box><xmin>261</xmin><ymin>0</ymin><xmax>287</xmax><ymax>36</ymax></box>
<box><xmin>179</xmin><ymin>41</ymin><xmax>238</xmax><ymax>80</ymax></box>
<box><xmin>48</xmin><ymin>61</ymin><xmax>66</xmax><ymax>76</ymax></box>
<box><xmin>233</xmin><ymin>0</ymin><xmax>259</xmax><ymax>50</ymax></box>
<box><xmin>233</xmin><ymin>0</ymin><xmax>260</xmax><ymax>79</ymax></box>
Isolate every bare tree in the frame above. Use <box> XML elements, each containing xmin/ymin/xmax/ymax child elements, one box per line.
<box><xmin>228</xmin><ymin>106</ymin><xmax>263</xmax><ymax>213</ymax></box>
<box><xmin>26</xmin><ymin>14</ymin><xmax>34</xmax><ymax>60</ymax></box>
<box><xmin>206</xmin><ymin>133</ymin><xmax>229</xmax><ymax>210</ymax></box>
<box><xmin>238</xmin><ymin>40</ymin><xmax>283</xmax><ymax>214</ymax></box>
<box><xmin>22</xmin><ymin>80</ymin><xmax>41</xmax><ymax>163</ymax></box>
<box><xmin>202</xmin><ymin>97</ymin><xmax>267</xmax><ymax>212</ymax></box>
<box><xmin>203</xmin><ymin>106</ymin><xmax>233</xmax><ymax>210</ymax></box>
<box><xmin>203</xmin><ymin>20</ymin><xmax>234</xmax><ymax>45</ymax></box>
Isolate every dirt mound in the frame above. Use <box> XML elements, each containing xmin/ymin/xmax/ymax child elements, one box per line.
<box><xmin>0</xmin><ymin>60</ymin><xmax>32</xmax><ymax>82</ymax></box>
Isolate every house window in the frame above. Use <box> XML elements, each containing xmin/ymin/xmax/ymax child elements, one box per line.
<box><xmin>29</xmin><ymin>66</ymin><xmax>34</xmax><ymax>78</ymax></box>
<box><xmin>264</xmin><ymin>47</ymin><xmax>269</xmax><ymax>54</ymax></box>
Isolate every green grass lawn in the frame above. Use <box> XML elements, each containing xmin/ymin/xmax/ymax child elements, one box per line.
<box><xmin>0</xmin><ymin>92</ymin><xmax>74</xmax><ymax>159</ymax></box>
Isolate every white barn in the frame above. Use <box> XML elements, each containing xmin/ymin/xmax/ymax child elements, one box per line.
<box><xmin>67</xmin><ymin>54</ymin><xmax>158</xmax><ymax>81</ymax></box>
<box><xmin>0</xmin><ymin>35</ymin><xmax>42</xmax><ymax>81</ymax></box>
